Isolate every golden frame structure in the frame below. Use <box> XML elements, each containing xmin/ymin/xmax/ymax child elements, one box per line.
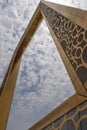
<box><xmin>0</xmin><ymin>1</ymin><xmax>87</xmax><ymax>130</ymax></box>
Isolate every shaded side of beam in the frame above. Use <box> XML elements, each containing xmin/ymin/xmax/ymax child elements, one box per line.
<box><xmin>0</xmin><ymin>4</ymin><xmax>43</xmax><ymax>130</ymax></box>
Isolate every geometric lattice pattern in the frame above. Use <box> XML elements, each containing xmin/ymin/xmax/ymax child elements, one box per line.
<box><xmin>0</xmin><ymin>1</ymin><xmax>87</xmax><ymax>130</ymax></box>
<box><xmin>29</xmin><ymin>1</ymin><xmax>87</xmax><ymax>129</ymax></box>
<box><xmin>43</xmin><ymin>101</ymin><xmax>87</xmax><ymax>130</ymax></box>
<box><xmin>40</xmin><ymin>2</ymin><xmax>87</xmax><ymax>95</ymax></box>
<box><xmin>41</xmin><ymin>3</ymin><xmax>87</xmax><ymax>88</ymax></box>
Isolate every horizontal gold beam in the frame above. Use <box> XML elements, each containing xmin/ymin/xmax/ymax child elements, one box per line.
<box><xmin>29</xmin><ymin>1</ymin><xmax>87</xmax><ymax>129</ymax></box>
<box><xmin>1</xmin><ymin>1</ymin><xmax>87</xmax><ymax>130</ymax></box>
<box><xmin>29</xmin><ymin>94</ymin><xmax>87</xmax><ymax>130</ymax></box>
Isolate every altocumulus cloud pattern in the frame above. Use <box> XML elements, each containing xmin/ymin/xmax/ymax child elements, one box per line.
<box><xmin>1</xmin><ymin>0</ymin><xmax>87</xmax><ymax>130</ymax></box>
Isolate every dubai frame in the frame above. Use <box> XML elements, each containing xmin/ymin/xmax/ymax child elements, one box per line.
<box><xmin>0</xmin><ymin>1</ymin><xmax>87</xmax><ymax>130</ymax></box>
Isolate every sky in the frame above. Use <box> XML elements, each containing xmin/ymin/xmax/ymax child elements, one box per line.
<box><xmin>0</xmin><ymin>0</ymin><xmax>87</xmax><ymax>130</ymax></box>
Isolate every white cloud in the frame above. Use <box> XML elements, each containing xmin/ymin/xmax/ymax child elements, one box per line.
<box><xmin>1</xmin><ymin>0</ymin><xmax>86</xmax><ymax>130</ymax></box>
<box><xmin>6</xmin><ymin>20</ymin><xmax>75</xmax><ymax>130</ymax></box>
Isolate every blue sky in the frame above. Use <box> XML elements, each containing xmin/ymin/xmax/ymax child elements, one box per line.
<box><xmin>0</xmin><ymin>0</ymin><xmax>87</xmax><ymax>130</ymax></box>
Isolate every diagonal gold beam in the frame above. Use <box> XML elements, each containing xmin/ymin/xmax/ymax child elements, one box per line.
<box><xmin>40</xmin><ymin>0</ymin><xmax>87</xmax><ymax>97</ymax></box>
<box><xmin>0</xmin><ymin>0</ymin><xmax>87</xmax><ymax>130</ymax></box>
<box><xmin>0</xmin><ymin>5</ymin><xmax>43</xmax><ymax>130</ymax></box>
<box><xmin>29</xmin><ymin>1</ymin><xmax>87</xmax><ymax>129</ymax></box>
<box><xmin>41</xmin><ymin>0</ymin><xmax>87</xmax><ymax>30</ymax></box>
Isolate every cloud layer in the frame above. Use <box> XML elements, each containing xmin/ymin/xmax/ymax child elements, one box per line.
<box><xmin>1</xmin><ymin>0</ymin><xmax>86</xmax><ymax>130</ymax></box>
<box><xmin>6</xmin><ymin>20</ymin><xmax>75</xmax><ymax>130</ymax></box>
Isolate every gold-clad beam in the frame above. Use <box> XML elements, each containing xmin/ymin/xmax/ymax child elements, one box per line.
<box><xmin>0</xmin><ymin>5</ymin><xmax>43</xmax><ymax>130</ymax></box>
<box><xmin>29</xmin><ymin>1</ymin><xmax>87</xmax><ymax>129</ymax></box>
<box><xmin>0</xmin><ymin>0</ymin><xmax>87</xmax><ymax>130</ymax></box>
<box><xmin>41</xmin><ymin>0</ymin><xmax>87</xmax><ymax>30</ymax></box>
<box><xmin>40</xmin><ymin>1</ymin><xmax>87</xmax><ymax>96</ymax></box>
<box><xmin>29</xmin><ymin>94</ymin><xmax>87</xmax><ymax>130</ymax></box>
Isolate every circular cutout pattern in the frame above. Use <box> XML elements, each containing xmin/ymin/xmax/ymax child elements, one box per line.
<box><xmin>82</xmin><ymin>46</ymin><xmax>87</xmax><ymax>63</ymax></box>
<box><xmin>61</xmin><ymin>120</ymin><xmax>75</xmax><ymax>130</ymax></box>
<box><xmin>85</xmin><ymin>31</ymin><xmax>87</xmax><ymax>39</ymax></box>
<box><xmin>78</xmin><ymin>118</ymin><xmax>87</xmax><ymax>130</ymax></box>
<box><xmin>75</xmin><ymin>47</ymin><xmax>82</xmax><ymax>58</ymax></box>
<box><xmin>78</xmin><ymin>34</ymin><xmax>83</xmax><ymax>42</ymax></box>
<box><xmin>42</xmin><ymin>3</ymin><xmax>87</xmax><ymax>83</ymax></box>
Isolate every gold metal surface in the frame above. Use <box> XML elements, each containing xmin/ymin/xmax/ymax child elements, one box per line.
<box><xmin>0</xmin><ymin>1</ymin><xmax>87</xmax><ymax>130</ymax></box>
<box><xmin>40</xmin><ymin>0</ymin><xmax>87</xmax><ymax>96</ymax></box>
<box><xmin>0</xmin><ymin>5</ymin><xmax>43</xmax><ymax>130</ymax></box>
<box><xmin>29</xmin><ymin>94</ymin><xmax>87</xmax><ymax>130</ymax></box>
